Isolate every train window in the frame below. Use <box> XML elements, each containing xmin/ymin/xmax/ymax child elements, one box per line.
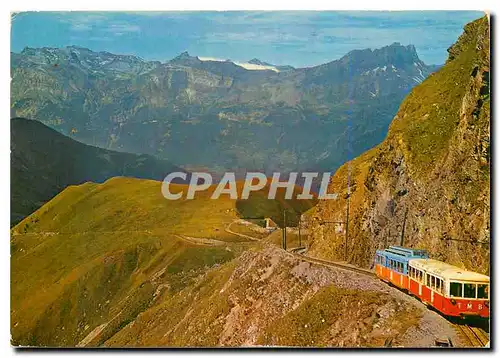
<box><xmin>431</xmin><ymin>276</ymin><xmax>435</xmax><ymax>289</ymax></box>
<box><xmin>464</xmin><ymin>284</ymin><xmax>476</xmax><ymax>299</ymax></box>
<box><xmin>477</xmin><ymin>284</ymin><xmax>489</xmax><ymax>299</ymax></box>
<box><xmin>437</xmin><ymin>279</ymin><xmax>443</xmax><ymax>293</ymax></box>
<box><xmin>426</xmin><ymin>274</ymin><xmax>430</xmax><ymax>286</ymax></box>
<box><xmin>450</xmin><ymin>282</ymin><xmax>463</xmax><ymax>297</ymax></box>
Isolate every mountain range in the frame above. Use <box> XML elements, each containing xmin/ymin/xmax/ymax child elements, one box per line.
<box><xmin>11</xmin><ymin>43</ymin><xmax>439</xmax><ymax>174</ymax></box>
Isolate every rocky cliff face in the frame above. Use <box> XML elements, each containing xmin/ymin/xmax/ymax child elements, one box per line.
<box><xmin>306</xmin><ymin>17</ymin><xmax>490</xmax><ymax>274</ymax></box>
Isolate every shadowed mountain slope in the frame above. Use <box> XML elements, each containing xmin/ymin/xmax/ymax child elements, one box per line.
<box><xmin>11</xmin><ymin>117</ymin><xmax>186</xmax><ymax>225</ymax></box>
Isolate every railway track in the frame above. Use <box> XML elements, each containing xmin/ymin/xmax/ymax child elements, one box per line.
<box><xmin>290</xmin><ymin>248</ymin><xmax>490</xmax><ymax>349</ymax></box>
<box><xmin>290</xmin><ymin>250</ymin><xmax>375</xmax><ymax>277</ymax></box>
<box><xmin>456</xmin><ymin>324</ymin><xmax>489</xmax><ymax>347</ymax></box>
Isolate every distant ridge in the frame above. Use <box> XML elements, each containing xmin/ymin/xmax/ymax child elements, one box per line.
<box><xmin>11</xmin><ymin>118</ymin><xmax>187</xmax><ymax>225</ymax></box>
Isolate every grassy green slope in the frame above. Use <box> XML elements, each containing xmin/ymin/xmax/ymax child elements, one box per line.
<box><xmin>11</xmin><ymin>176</ymin><xmax>317</xmax><ymax>346</ymax></box>
<box><xmin>11</xmin><ymin>177</ymin><xmax>242</xmax><ymax>346</ymax></box>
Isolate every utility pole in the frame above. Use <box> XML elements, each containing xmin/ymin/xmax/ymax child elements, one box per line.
<box><xmin>400</xmin><ymin>208</ymin><xmax>408</xmax><ymax>247</ymax></box>
<box><xmin>298</xmin><ymin>214</ymin><xmax>302</xmax><ymax>247</ymax></box>
<box><xmin>345</xmin><ymin>193</ymin><xmax>350</xmax><ymax>262</ymax></box>
<box><xmin>282</xmin><ymin>210</ymin><xmax>287</xmax><ymax>251</ymax></box>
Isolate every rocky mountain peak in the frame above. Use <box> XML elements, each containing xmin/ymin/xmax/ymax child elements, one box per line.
<box><xmin>248</xmin><ymin>58</ymin><xmax>266</xmax><ymax>65</ymax></box>
<box><xmin>247</xmin><ymin>58</ymin><xmax>294</xmax><ymax>71</ymax></box>
<box><xmin>340</xmin><ymin>42</ymin><xmax>423</xmax><ymax>71</ymax></box>
<box><xmin>170</xmin><ymin>51</ymin><xmax>201</xmax><ymax>65</ymax></box>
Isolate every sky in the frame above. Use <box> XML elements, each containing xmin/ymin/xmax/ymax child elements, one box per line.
<box><xmin>11</xmin><ymin>11</ymin><xmax>484</xmax><ymax>67</ymax></box>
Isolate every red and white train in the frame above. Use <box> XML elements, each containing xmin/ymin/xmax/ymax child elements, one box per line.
<box><xmin>375</xmin><ymin>246</ymin><xmax>489</xmax><ymax>318</ymax></box>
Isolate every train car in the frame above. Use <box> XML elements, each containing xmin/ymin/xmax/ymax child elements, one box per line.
<box><xmin>375</xmin><ymin>246</ymin><xmax>490</xmax><ymax>318</ymax></box>
<box><xmin>374</xmin><ymin>246</ymin><xmax>429</xmax><ymax>290</ymax></box>
<box><xmin>408</xmin><ymin>259</ymin><xmax>489</xmax><ymax>318</ymax></box>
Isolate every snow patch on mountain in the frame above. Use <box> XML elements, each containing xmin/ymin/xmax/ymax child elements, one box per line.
<box><xmin>198</xmin><ymin>56</ymin><xmax>280</xmax><ymax>72</ymax></box>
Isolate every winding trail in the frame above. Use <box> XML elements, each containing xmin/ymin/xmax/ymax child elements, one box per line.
<box><xmin>224</xmin><ymin>220</ymin><xmax>262</xmax><ymax>242</ymax></box>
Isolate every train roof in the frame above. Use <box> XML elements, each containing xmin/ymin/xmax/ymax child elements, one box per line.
<box><xmin>409</xmin><ymin>258</ymin><xmax>490</xmax><ymax>283</ymax></box>
<box><xmin>377</xmin><ymin>246</ymin><xmax>429</xmax><ymax>258</ymax></box>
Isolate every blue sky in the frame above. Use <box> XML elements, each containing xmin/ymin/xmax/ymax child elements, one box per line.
<box><xmin>11</xmin><ymin>11</ymin><xmax>484</xmax><ymax>67</ymax></box>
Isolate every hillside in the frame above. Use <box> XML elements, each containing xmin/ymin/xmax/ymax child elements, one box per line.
<box><xmin>305</xmin><ymin>17</ymin><xmax>490</xmax><ymax>273</ymax></box>
<box><xmin>10</xmin><ymin>177</ymin><xmax>247</xmax><ymax>347</ymax></box>
<box><xmin>11</xmin><ymin>176</ymin><xmax>320</xmax><ymax>346</ymax></box>
<box><xmin>11</xmin><ymin>43</ymin><xmax>437</xmax><ymax>174</ymax></box>
<box><xmin>103</xmin><ymin>245</ymin><xmax>431</xmax><ymax>347</ymax></box>
<box><xmin>12</xmin><ymin>186</ymin><xmax>443</xmax><ymax>348</ymax></box>
<box><xmin>10</xmin><ymin>117</ymin><xmax>186</xmax><ymax>225</ymax></box>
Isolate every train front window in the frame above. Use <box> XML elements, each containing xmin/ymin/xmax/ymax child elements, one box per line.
<box><xmin>477</xmin><ymin>284</ymin><xmax>489</xmax><ymax>299</ymax></box>
<box><xmin>450</xmin><ymin>282</ymin><xmax>463</xmax><ymax>297</ymax></box>
<box><xmin>464</xmin><ymin>284</ymin><xmax>476</xmax><ymax>298</ymax></box>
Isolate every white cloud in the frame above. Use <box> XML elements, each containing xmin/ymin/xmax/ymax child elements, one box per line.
<box><xmin>57</xmin><ymin>13</ymin><xmax>141</xmax><ymax>36</ymax></box>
